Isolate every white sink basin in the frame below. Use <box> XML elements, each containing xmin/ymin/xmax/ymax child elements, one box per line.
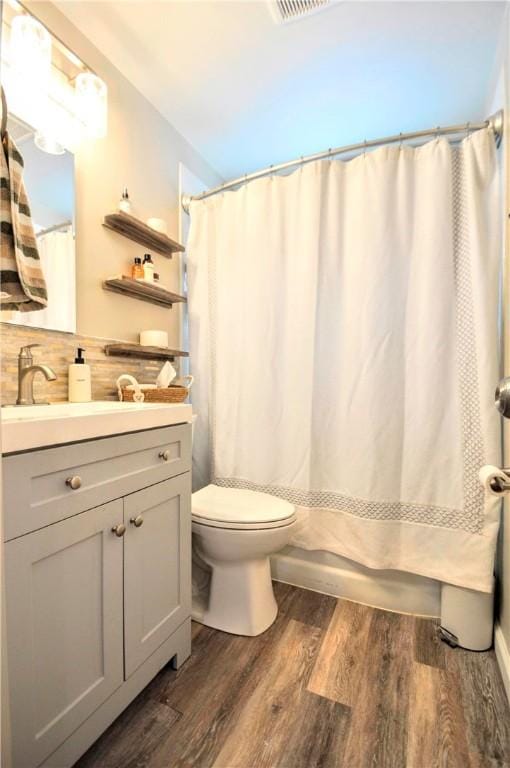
<box><xmin>1</xmin><ymin>400</ymin><xmax>193</xmax><ymax>453</ymax></box>
<box><xmin>2</xmin><ymin>401</ymin><xmax>176</xmax><ymax>421</ymax></box>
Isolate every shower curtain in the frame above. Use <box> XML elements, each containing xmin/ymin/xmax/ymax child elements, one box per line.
<box><xmin>187</xmin><ymin>128</ymin><xmax>501</xmax><ymax>592</ymax></box>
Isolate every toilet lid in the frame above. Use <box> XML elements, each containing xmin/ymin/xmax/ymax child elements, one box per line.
<box><xmin>192</xmin><ymin>484</ymin><xmax>295</xmax><ymax>528</ymax></box>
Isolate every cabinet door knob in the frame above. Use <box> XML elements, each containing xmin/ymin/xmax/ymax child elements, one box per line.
<box><xmin>65</xmin><ymin>475</ymin><xmax>82</xmax><ymax>490</ymax></box>
<box><xmin>159</xmin><ymin>449</ymin><xmax>170</xmax><ymax>461</ymax></box>
<box><xmin>112</xmin><ymin>523</ymin><xmax>126</xmax><ymax>537</ymax></box>
<box><xmin>130</xmin><ymin>515</ymin><xmax>144</xmax><ymax>528</ymax></box>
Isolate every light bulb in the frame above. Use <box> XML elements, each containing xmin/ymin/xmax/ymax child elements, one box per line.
<box><xmin>10</xmin><ymin>14</ymin><xmax>51</xmax><ymax>81</ymax></box>
<box><xmin>75</xmin><ymin>72</ymin><xmax>107</xmax><ymax>139</ymax></box>
<box><xmin>8</xmin><ymin>15</ymin><xmax>51</xmax><ymax>128</ymax></box>
<box><xmin>34</xmin><ymin>131</ymin><xmax>65</xmax><ymax>155</ymax></box>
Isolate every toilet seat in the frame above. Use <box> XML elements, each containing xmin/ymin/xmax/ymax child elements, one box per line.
<box><xmin>192</xmin><ymin>516</ymin><xmax>296</xmax><ymax>531</ymax></box>
<box><xmin>192</xmin><ymin>484</ymin><xmax>296</xmax><ymax>531</ymax></box>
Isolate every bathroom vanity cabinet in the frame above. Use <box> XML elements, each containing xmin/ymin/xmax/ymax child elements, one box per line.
<box><xmin>2</xmin><ymin>423</ymin><xmax>192</xmax><ymax>768</ymax></box>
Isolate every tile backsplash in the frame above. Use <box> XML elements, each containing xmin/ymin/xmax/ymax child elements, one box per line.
<box><xmin>0</xmin><ymin>323</ymin><xmax>179</xmax><ymax>405</ymax></box>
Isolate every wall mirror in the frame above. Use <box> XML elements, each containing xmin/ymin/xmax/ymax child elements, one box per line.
<box><xmin>1</xmin><ymin>112</ymin><xmax>76</xmax><ymax>333</ymax></box>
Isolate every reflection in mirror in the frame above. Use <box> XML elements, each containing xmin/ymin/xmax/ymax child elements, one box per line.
<box><xmin>2</xmin><ymin>113</ymin><xmax>76</xmax><ymax>333</ymax></box>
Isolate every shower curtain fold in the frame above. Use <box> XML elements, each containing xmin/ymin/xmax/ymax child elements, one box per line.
<box><xmin>187</xmin><ymin>128</ymin><xmax>501</xmax><ymax>592</ymax></box>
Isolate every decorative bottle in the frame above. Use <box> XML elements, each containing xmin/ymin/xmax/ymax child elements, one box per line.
<box><xmin>118</xmin><ymin>187</ymin><xmax>132</xmax><ymax>214</ymax></box>
<box><xmin>143</xmin><ymin>253</ymin><xmax>155</xmax><ymax>282</ymax></box>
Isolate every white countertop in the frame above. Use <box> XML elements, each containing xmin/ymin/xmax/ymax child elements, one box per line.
<box><xmin>1</xmin><ymin>401</ymin><xmax>193</xmax><ymax>454</ymax></box>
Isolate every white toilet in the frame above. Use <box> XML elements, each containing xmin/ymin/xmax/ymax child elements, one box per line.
<box><xmin>191</xmin><ymin>484</ymin><xmax>296</xmax><ymax>636</ymax></box>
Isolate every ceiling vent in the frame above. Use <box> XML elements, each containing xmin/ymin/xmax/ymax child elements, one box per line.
<box><xmin>270</xmin><ymin>0</ymin><xmax>332</xmax><ymax>24</ymax></box>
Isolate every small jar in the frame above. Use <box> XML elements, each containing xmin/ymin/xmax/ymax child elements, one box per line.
<box><xmin>131</xmin><ymin>257</ymin><xmax>144</xmax><ymax>279</ymax></box>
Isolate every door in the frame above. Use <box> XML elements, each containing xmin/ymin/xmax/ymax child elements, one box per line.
<box><xmin>124</xmin><ymin>473</ymin><xmax>191</xmax><ymax>677</ymax></box>
<box><xmin>5</xmin><ymin>499</ymin><xmax>124</xmax><ymax>768</ymax></box>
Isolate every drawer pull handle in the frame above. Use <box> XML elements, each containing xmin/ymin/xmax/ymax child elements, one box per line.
<box><xmin>130</xmin><ymin>515</ymin><xmax>144</xmax><ymax>528</ymax></box>
<box><xmin>112</xmin><ymin>523</ymin><xmax>126</xmax><ymax>537</ymax></box>
<box><xmin>65</xmin><ymin>476</ymin><xmax>82</xmax><ymax>490</ymax></box>
<box><xmin>159</xmin><ymin>449</ymin><xmax>170</xmax><ymax>461</ymax></box>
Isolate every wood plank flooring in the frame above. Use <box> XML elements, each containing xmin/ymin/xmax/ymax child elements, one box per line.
<box><xmin>75</xmin><ymin>583</ymin><xmax>510</xmax><ymax>768</ymax></box>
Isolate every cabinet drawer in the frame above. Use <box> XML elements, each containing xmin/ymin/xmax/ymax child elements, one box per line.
<box><xmin>3</xmin><ymin>424</ymin><xmax>191</xmax><ymax>541</ymax></box>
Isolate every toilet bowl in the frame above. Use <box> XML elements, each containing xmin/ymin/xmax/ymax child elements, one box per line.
<box><xmin>191</xmin><ymin>484</ymin><xmax>296</xmax><ymax>636</ymax></box>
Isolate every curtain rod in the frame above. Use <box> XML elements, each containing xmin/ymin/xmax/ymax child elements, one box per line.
<box><xmin>36</xmin><ymin>220</ymin><xmax>73</xmax><ymax>237</ymax></box>
<box><xmin>182</xmin><ymin>110</ymin><xmax>504</xmax><ymax>213</ymax></box>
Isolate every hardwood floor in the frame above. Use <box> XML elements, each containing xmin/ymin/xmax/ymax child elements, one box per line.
<box><xmin>75</xmin><ymin>583</ymin><xmax>510</xmax><ymax>768</ymax></box>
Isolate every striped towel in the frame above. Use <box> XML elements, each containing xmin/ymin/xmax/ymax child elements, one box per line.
<box><xmin>1</xmin><ymin>132</ymin><xmax>48</xmax><ymax>311</ymax></box>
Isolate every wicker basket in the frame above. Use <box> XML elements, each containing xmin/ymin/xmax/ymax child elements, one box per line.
<box><xmin>121</xmin><ymin>386</ymin><xmax>189</xmax><ymax>404</ymax></box>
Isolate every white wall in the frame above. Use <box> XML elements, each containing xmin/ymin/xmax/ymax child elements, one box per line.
<box><xmin>498</xmin><ymin>6</ymin><xmax>510</xmax><ymax>659</ymax></box>
<box><xmin>25</xmin><ymin>1</ymin><xmax>223</xmax><ymax>346</ymax></box>
<box><xmin>481</xmin><ymin>4</ymin><xmax>510</xmax><ymax>697</ymax></box>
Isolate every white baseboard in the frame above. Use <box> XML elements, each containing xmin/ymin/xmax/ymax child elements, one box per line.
<box><xmin>495</xmin><ymin>623</ymin><xmax>510</xmax><ymax>705</ymax></box>
<box><xmin>271</xmin><ymin>549</ymin><xmax>440</xmax><ymax>617</ymax></box>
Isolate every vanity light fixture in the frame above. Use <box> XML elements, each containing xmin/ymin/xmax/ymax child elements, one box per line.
<box><xmin>2</xmin><ymin>6</ymin><xmax>108</xmax><ymax>152</ymax></box>
<box><xmin>75</xmin><ymin>72</ymin><xmax>108</xmax><ymax>140</ymax></box>
<box><xmin>34</xmin><ymin>131</ymin><xmax>65</xmax><ymax>155</ymax></box>
<box><xmin>9</xmin><ymin>14</ymin><xmax>51</xmax><ymax>83</ymax></box>
<box><xmin>8</xmin><ymin>14</ymin><xmax>51</xmax><ymax>128</ymax></box>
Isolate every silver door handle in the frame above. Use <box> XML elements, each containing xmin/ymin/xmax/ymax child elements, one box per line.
<box><xmin>130</xmin><ymin>515</ymin><xmax>144</xmax><ymax>528</ymax></box>
<box><xmin>65</xmin><ymin>476</ymin><xmax>82</xmax><ymax>490</ymax></box>
<box><xmin>112</xmin><ymin>523</ymin><xmax>126</xmax><ymax>537</ymax></box>
<box><xmin>496</xmin><ymin>378</ymin><xmax>510</xmax><ymax>418</ymax></box>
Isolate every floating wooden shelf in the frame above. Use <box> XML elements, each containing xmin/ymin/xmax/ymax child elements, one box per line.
<box><xmin>103</xmin><ymin>212</ymin><xmax>185</xmax><ymax>257</ymax></box>
<box><xmin>104</xmin><ymin>342</ymin><xmax>189</xmax><ymax>361</ymax></box>
<box><xmin>103</xmin><ymin>277</ymin><xmax>187</xmax><ymax>308</ymax></box>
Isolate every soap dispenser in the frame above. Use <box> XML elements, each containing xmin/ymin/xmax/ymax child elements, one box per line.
<box><xmin>68</xmin><ymin>348</ymin><xmax>92</xmax><ymax>403</ymax></box>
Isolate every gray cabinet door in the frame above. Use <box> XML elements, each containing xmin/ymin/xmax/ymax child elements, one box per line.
<box><xmin>5</xmin><ymin>500</ymin><xmax>124</xmax><ymax>768</ymax></box>
<box><xmin>124</xmin><ymin>473</ymin><xmax>191</xmax><ymax>678</ymax></box>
